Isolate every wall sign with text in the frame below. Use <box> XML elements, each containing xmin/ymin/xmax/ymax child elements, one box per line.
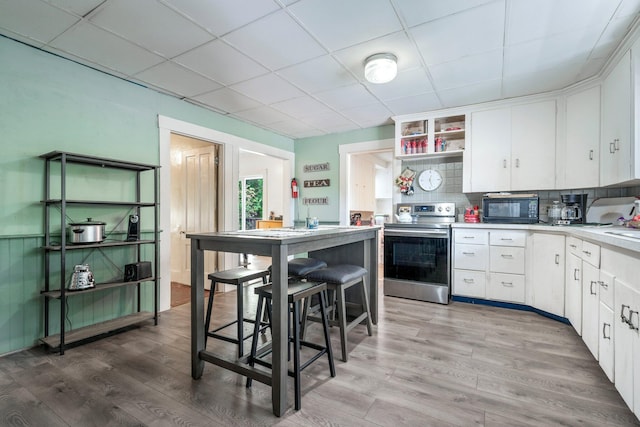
<box><xmin>303</xmin><ymin>197</ymin><xmax>329</xmax><ymax>205</ymax></box>
<box><xmin>303</xmin><ymin>179</ymin><xmax>330</xmax><ymax>188</ymax></box>
<box><xmin>303</xmin><ymin>162</ymin><xmax>330</xmax><ymax>173</ymax></box>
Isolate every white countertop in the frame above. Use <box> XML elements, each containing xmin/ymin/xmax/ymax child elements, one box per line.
<box><xmin>451</xmin><ymin>222</ymin><xmax>640</xmax><ymax>254</ymax></box>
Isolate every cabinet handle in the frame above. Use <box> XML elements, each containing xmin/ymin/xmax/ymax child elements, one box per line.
<box><xmin>503</xmin><ymin>159</ymin><xmax>507</xmax><ymax>168</ymax></box>
<box><xmin>582</xmin><ymin>250</ymin><xmax>591</xmax><ymax>256</ymax></box>
<box><xmin>574</xmin><ymin>268</ymin><xmax>580</xmax><ymax>281</ymax></box>
<box><xmin>621</xmin><ymin>304</ymin><xmax>631</xmax><ymax>324</ymax></box>
<box><xmin>500</xmin><ymin>238</ymin><xmax>513</xmax><ymax>241</ymax></box>
<box><xmin>555</xmin><ymin>254</ymin><xmax>560</xmax><ymax>264</ymax></box>
<box><xmin>500</xmin><ymin>254</ymin><xmax>514</xmax><ymax>259</ymax></box>
<box><xmin>590</xmin><ymin>280</ymin><xmax>597</xmax><ymax>295</ymax></box>
<box><xmin>598</xmin><ymin>280</ymin><xmax>608</xmax><ymax>290</ymax></box>
<box><xmin>589</xmin><ymin>149</ymin><xmax>594</xmax><ymax>160</ymax></box>
<box><xmin>570</xmin><ymin>244</ymin><xmax>577</xmax><ymax>249</ymax></box>
<box><xmin>614</xmin><ymin>138</ymin><xmax>620</xmax><ymax>151</ymax></box>
<box><xmin>501</xmin><ymin>281</ymin><xmax>514</xmax><ymax>287</ymax></box>
<box><xmin>462</xmin><ymin>252</ymin><xmax>475</xmax><ymax>255</ymax></box>
<box><xmin>463</xmin><ymin>236</ymin><xmax>475</xmax><ymax>239</ymax></box>
<box><xmin>610</xmin><ymin>141</ymin><xmax>616</xmax><ymax>153</ymax></box>
<box><xmin>629</xmin><ymin>310</ymin><xmax>639</xmax><ymax>331</ymax></box>
<box><xmin>602</xmin><ymin>323</ymin><xmax>611</xmax><ymax>340</ymax></box>
<box><xmin>463</xmin><ymin>278</ymin><xmax>475</xmax><ymax>283</ymax></box>
<box><xmin>515</xmin><ymin>158</ymin><xmax>520</xmax><ymax>168</ymax></box>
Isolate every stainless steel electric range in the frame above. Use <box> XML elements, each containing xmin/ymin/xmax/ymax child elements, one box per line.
<box><xmin>383</xmin><ymin>202</ymin><xmax>455</xmax><ymax>304</ymax></box>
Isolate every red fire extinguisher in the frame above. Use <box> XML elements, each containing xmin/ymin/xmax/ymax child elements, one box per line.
<box><xmin>291</xmin><ymin>178</ymin><xmax>299</xmax><ymax>199</ymax></box>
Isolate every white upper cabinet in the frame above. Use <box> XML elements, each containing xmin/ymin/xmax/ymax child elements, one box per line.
<box><xmin>562</xmin><ymin>86</ymin><xmax>601</xmax><ymax>189</ymax></box>
<box><xmin>601</xmin><ymin>50</ymin><xmax>632</xmax><ymax>186</ymax></box>
<box><xmin>468</xmin><ymin>100</ymin><xmax>557</xmax><ymax>192</ymax></box>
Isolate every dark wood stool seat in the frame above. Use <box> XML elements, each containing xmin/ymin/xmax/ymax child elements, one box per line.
<box><xmin>204</xmin><ymin>267</ymin><xmax>270</xmax><ymax>358</ymax></box>
<box><xmin>267</xmin><ymin>258</ymin><xmax>328</xmax><ymax>280</ymax></box>
<box><xmin>246</xmin><ymin>280</ymin><xmax>335</xmax><ymax>411</ymax></box>
<box><xmin>303</xmin><ymin>264</ymin><xmax>373</xmax><ymax>362</ymax></box>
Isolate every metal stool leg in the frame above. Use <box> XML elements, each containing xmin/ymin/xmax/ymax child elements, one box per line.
<box><xmin>237</xmin><ymin>282</ymin><xmax>244</xmax><ymax>358</ymax></box>
<box><xmin>292</xmin><ymin>299</ymin><xmax>302</xmax><ymax>410</ymax></box>
<box><xmin>336</xmin><ymin>285</ymin><xmax>349</xmax><ymax>362</ymax></box>
<box><xmin>246</xmin><ymin>293</ymin><xmax>265</xmax><ymax>388</ymax></box>
<box><xmin>319</xmin><ymin>289</ymin><xmax>336</xmax><ymax>377</ymax></box>
<box><xmin>204</xmin><ymin>281</ymin><xmax>216</xmax><ymax>347</ymax></box>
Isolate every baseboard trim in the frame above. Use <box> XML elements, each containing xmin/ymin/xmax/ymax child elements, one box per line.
<box><xmin>451</xmin><ymin>296</ymin><xmax>571</xmax><ymax>325</ymax></box>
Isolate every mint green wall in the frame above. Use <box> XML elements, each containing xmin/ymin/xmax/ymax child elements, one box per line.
<box><xmin>294</xmin><ymin>126</ymin><xmax>394</xmax><ymax>222</ymax></box>
<box><xmin>0</xmin><ymin>36</ymin><xmax>295</xmax><ymax>355</ymax></box>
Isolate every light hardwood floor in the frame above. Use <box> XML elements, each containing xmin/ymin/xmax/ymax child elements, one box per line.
<box><xmin>1</xmin><ymin>277</ymin><xmax>639</xmax><ymax>426</ymax></box>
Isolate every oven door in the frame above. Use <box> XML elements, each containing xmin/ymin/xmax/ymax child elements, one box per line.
<box><xmin>383</xmin><ymin>228</ymin><xmax>450</xmax><ymax>304</ymax></box>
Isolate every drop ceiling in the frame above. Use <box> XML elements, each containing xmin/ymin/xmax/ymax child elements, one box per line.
<box><xmin>1</xmin><ymin>0</ymin><xmax>639</xmax><ymax>139</ymax></box>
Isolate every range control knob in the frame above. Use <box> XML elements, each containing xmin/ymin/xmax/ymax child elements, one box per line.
<box><xmin>437</xmin><ymin>206</ymin><xmax>442</xmax><ymax>212</ymax></box>
<box><xmin>445</xmin><ymin>206</ymin><xmax>451</xmax><ymax>212</ymax></box>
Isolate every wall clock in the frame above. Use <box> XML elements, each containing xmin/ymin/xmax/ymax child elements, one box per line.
<box><xmin>417</xmin><ymin>169</ymin><xmax>443</xmax><ymax>191</ymax></box>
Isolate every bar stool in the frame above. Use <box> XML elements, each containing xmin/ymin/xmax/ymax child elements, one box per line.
<box><xmin>267</xmin><ymin>258</ymin><xmax>327</xmax><ymax>280</ymax></box>
<box><xmin>303</xmin><ymin>264</ymin><xmax>373</xmax><ymax>362</ymax></box>
<box><xmin>204</xmin><ymin>267</ymin><xmax>270</xmax><ymax>358</ymax></box>
<box><xmin>246</xmin><ymin>279</ymin><xmax>335</xmax><ymax>410</ymax></box>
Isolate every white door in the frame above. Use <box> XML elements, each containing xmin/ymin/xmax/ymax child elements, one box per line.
<box><xmin>510</xmin><ymin>100</ymin><xmax>556</xmax><ymax>191</ymax></box>
<box><xmin>469</xmin><ymin>108</ymin><xmax>511</xmax><ymax>192</ymax></box>
<box><xmin>531</xmin><ymin>233</ymin><xmax>565</xmax><ymax>317</ymax></box>
<box><xmin>614</xmin><ymin>278</ymin><xmax>637</xmax><ymax>411</ymax></box>
<box><xmin>582</xmin><ymin>262</ymin><xmax>600</xmax><ymax>359</ymax></box>
<box><xmin>171</xmin><ymin>145</ymin><xmax>219</xmax><ymax>286</ymax></box>
<box><xmin>601</xmin><ymin>51</ymin><xmax>631</xmax><ymax>186</ymax></box>
<box><xmin>565</xmin><ymin>252</ymin><xmax>582</xmax><ymax>335</ymax></box>
<box><xmin>564</xmin><ymin>86</ymin><xmax>600</xmax><ymax>189</ymax></box>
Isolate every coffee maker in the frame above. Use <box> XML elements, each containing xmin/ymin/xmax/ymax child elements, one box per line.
<box><xmin>560</xmin><ymin>193</ymin><xmax>588</xmax><ymax>224</ymax></box>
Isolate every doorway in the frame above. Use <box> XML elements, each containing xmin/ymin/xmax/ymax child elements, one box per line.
<box><xmin>169</xmin><ymin>134</ymin><xmax>220</xmax><ymax>291</ymax></box>
<box><xmin>239</xmin><ymin>176</ymin><xmax>264</xmax><ymax>230</ymax></box>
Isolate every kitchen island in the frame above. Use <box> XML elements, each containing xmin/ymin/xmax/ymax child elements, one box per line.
<box><xmin>187</xmin><ymin>226</ymin><xmax>379</xmax><ymax>417</ymax></box>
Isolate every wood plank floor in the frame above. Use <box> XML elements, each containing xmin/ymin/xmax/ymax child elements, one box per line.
<box><xmin>1</xmin><ymin>279</ymin><xmax>639</xmax><ymax>426</ymax></box>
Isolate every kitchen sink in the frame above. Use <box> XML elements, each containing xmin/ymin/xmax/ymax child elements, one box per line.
<box><xmin>605</xmin><ymin>229</ymin><xmax>640</xmax><ymax>239</ymax></box>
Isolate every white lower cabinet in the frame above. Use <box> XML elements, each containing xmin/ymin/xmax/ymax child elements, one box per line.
<box><xmin>599</xmin><ymin>301</ymin><xmax>615</xmax><ymax>382</ymax></box>
<box><xmin>582</xmin><ymin>262</ymin><xmax>600</xmax><ymax>359</ymax></box>
<box><xmin>614</xmin><ymin>277</ymin><xmax>640</xmax><ymax>414</ymax></box>
<box><xmin>453</xmin><ymin>228</ymin><xmax>526</xmax><ymax>303</ymax></box>
<box><xmin>530</xmin><ymin>233</ymin><xmax>565</xmax><ymax>317</ymax></box>
<box><xmin>565</xmin><ymin>250</ymin><xmax>583</xmax><ymax>335</ymax></box>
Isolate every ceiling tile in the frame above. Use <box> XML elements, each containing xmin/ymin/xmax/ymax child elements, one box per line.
<box><xmin>89</xmin><ymin>0</ymin><xmax>213</xmax><ymax>58</ymax></box>
<box><xmin>193</xmin><ymin>88</ymin><xmax>262</xmax><ymax>113</ymax></box>
<box><xmin>175</xmin><ymin>39</ymin><xmax>268</xmax><ymax>85</ymax></box>
<box><xmin>503</xmin><ymin>65</ymin><xmax>583</xmax><ymax>98</ymax></box>
<box><xmin>230</xmin><ymin>73</ymin><xmax>305</xmax><ymax>104</ymax></box>
<box><xmin>50</xmin><ymin>22</ymin><xmax>165</xmax><ymax>75</ymax></box>
<box><xmin>314</xmin><ymin>84</ymin><xmax>379</xmax><ymax>110</ymax></box>
<box><xmin>267</xmin><ymin>119</ymin><xmax>320</xmax><ymax>138</ymax></box>
<box><xmin>223</xmin><ymin>10</ymin><xmax>326</xmax><ymax>70</ymax></box>
<box><xmin>277</xmin><ymin>55</ymin><xmax>357</xmax><ymax>93</ymax></box>
<box><xmin>272</xmin><ymin>96</ymin><xmax>333</xmax><ymax>118</ymax></box>
<box><xmin>161</xmin><ymin>0</ymin><xmax>281</xmax><ymax>36</ymax></box>
<box><xmin>394</xmin><ymin>0</ymin><xmax>498</xmax><ymax>28</ymax></box>
<box><xmin>429</xmin><ymin>49</ymin><xmax>503</xmax><ymax>90</ymax></box>
<box><xmin>288</xmin><ymin>0</ymin><xmax>402</xmax><ymax>51</ymax></box>
<box><xmin>134</xmin><ymin>61</ymin><xmax>221</xmax><ymax>97</ymax></box>
<box><xmin>437</xmin><ymin>79</ymin><xmax>503</xmax><ymax>107</ymax></box>
<box><xmin>0</xmin><ymin>0</ymin><xmax>79</xmax><ymax>44</ymax></box>
<box><xmin>366</xmin><ymin>67</ymin><xmax>434</xmax><ymax>101</ymax></box>
<box><xmin>45</xmin><ymin>0</ymin><xmax>106</xmax><ymax>17</ymax></box>
<box><xmin>301</xmin><ymin>110</ymin><xmax>354</xmax><ymax>129</ymax></box>
<box><xmin>232</xmin><ymin>106</ymin><xmax>294</xmax><ymax>126</ymax></box>
<box><xmin>333</xmin><ymin>31</ymin><xmax>423</xmax><ymax>82</ymax></box>
<box><xmin>506</xmin><ymin>0</ymin><xmax>620</xmax><ymax>45</ymax></box>
<box><xmin>340</xmin><ymin>103</ymin><xmax>393</xmax><ymax>127</ymax></box>
<box><xmin>410</xmin><ymin>1</ymin><xmax>505</xmax><ymax>66</ymax></box>
<box><xmin>503</xmin><ymin>30</ymin><xmax>598</xmax><ymax>78</ymax></box>
<box><xmin>383</xmin><ymin>91</ymin><xmax>442</xmax><ymax>116</ymax></box>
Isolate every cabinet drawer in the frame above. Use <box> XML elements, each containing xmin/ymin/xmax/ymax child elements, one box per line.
<box><xmin>581</xmin><ymin>241</ymin><xmax>600</xmax><ymax>268</ymax></box>
<box><xmin>490</xmin><ymin>246</ymin><xmax>525</xmax><ymax>274</ymax></box>
<box><xmin>454</xmin><ymin>244</ymin><xmax>488</xmax><ymax>270</ymax></box>
<box><xmin>453</xmin><ymin>269</ymin><xmax>486</xmax><ymax>298</ymax></box>
<box><xmin>599</xmin><ymin>270</ymin><xmax>615</xmax><ymax>309</ymax></box>
<box><xmin>489</xmin><ymin>230</ymin><xmax>526</xmax><ymax>247</ymax></box>
<box><xmin>487</xmin><ymin>273</ymin><xmax>525</xmax><ymax>303</ymax></box>
<box><xmin>454</xmin><ymin>229</ymin><xmax>489</xmax><ymax>245</ymax></box>
<box><xmin>566</xmin><ymin>236</ymin><xmax>582</xmax><ymax>257</ymax></box>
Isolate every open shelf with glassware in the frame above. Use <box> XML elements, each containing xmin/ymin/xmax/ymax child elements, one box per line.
<box><xmin>40</xmin><ymin>151</ymin><xmax>159</xmax><ymax>354</ymax></box>
<box><xmin>394</xmin><ymin>113</ymin><xmax>466</xmax><ymax>159</ymax></box>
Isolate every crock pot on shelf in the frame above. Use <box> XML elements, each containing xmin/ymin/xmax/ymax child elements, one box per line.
<box><xmin>67</xmin><ymin>218</ymin><xmax>106</xmax><ymax>244</ymax></box>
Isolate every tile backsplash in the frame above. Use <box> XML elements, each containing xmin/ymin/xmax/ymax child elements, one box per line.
<box><xmin>400</xmin><ymin>157</ymin><xmax>640</xmax><ymax>219</ymax></box>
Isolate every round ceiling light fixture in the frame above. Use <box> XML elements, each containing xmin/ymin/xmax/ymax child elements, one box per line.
<box><xmin>364</xmin><ymin>53</ymin><xmax>398</xmax><ymax>84</ymax></box>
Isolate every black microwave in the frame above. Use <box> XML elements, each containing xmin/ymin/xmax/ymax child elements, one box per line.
<box><xmin>482</xmin><ymin>196</ymin><xmax>540</xmax><ymax>224</ymax></box>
